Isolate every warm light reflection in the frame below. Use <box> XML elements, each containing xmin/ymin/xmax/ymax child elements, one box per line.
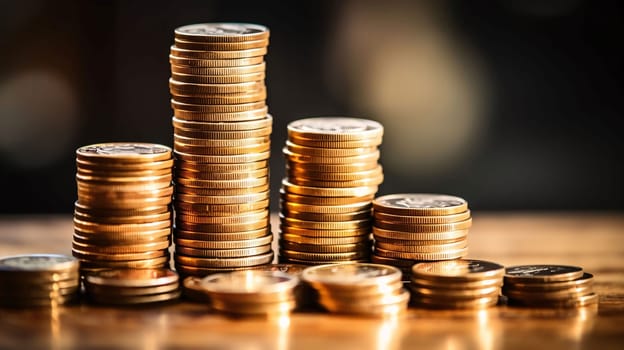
<box><xmin>375</xmin><ymin>316</ymin><xmax>402</xmax><ymax>350</ymax></box>
<box><xmin>50</xmin><ymin>303</ymin><xmax>61</xmax><ymax>350</ymax></box>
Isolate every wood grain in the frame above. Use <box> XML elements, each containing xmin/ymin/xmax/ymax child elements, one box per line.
<box><xmin>0</xmin><ymin>213</ymin><xmax>623</xmax><ymax>349</ymax></box>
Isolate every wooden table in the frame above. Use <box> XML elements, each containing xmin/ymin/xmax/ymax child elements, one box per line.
<box><xmin>1</xmin><ymin>213</ymin><xmax>623</xmax><ymax>349</ymax></box>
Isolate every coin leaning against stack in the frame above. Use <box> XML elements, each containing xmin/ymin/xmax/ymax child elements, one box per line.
<box><xmin>279</xmin><ymin>117</ymin><xmax>384</xmax><ymax>265</ymax></box>
<box><xmin>410</xmin><ymin>259</ymin><xmax>504</xmax><ymax>309</ymax></box>
<box><xmin>170</xmin><ymin>23</ymin><xmax>273</xmax><ymax>276</ymax></box>
<box><xmin>301</xmin><ymin>263</ymin><xmax>409</xmax><ymax>316</ymax></box>
<box><xmin>0</xmin><ymin>254</ymin><xmax>80</xmax><ymax>307</ymax></box>
<box><xmin>73</xmin><ymin>143</ymin><xmax>174</xmax><ymax>273</ymax></box>
<box><xmin>503</xmin><ymin>265</ymin><xmax>598</xmax><ymax>308</ymax></box>
<box><xmin>84</xmin><ymin>268</ymin><xmax>180</xmax><ymax>305</ymax></box>
<box><xmin>372</xmin><ymin>194</ymin><xmax>472</xmax><ymax>278</ymax></box>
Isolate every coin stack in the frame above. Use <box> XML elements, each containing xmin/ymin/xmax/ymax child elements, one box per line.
<box><xmin>301</xmin><ymin>263</ymin><xmax>409</xmax><ymax>316</ymax></box>
<box><xmin>371</xmin><ymin>194</ymin><xmax>472</xmax><ymax>278</ymax></box>
<box><xmin>169</xmin><ymin>23</ymin><xmax>273</xmax><ymax>276</ymax></box>
<box><xmin>503</xmin><ymin>265</ymin><xmax>598</xmax><ymax>308</ymax></box>
<box><xmin>0</xmin><ymin>254</ymin><xmax>80</xmax><ymax>307</ymax></box>
<box><xmin>279</xmin><ymin>117</ymin><xmax>384</xmax><ymax>265</ymax></box>
<box><xmin>73</xmin><ymin>143</ymin><xmax>173</xmax><ymax>273</ymax></box>
<box><xmin>84</xmin><ymin>268</ymin><xmax>180</xmax><ymax>305</ymax></box>
<box><xmin>199</xmin><ymin>270</ymin><xmax>300</xmax><ymax>315</ymax></box>
<box><xmin>410</xmin><ymin>259</ymin><xmax>504</xmax><ymax>309</ymax></box>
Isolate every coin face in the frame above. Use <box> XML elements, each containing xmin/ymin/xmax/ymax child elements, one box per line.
<box><xmin>288</xmin><ymin>117</ymin><xmax>383</xmax><ymax>139</ymax></box>
<box><xmin>85</xmin><ymin>268</ymin><xmax>179</xmax><ymax>287</ymax></box>
<box><xmin>200</xmin><ymin>270</ymin><xmax>299</xmax><ymax>294</ymax></box>
<box><xmin>505</xmin><ymin>265</ymin><xmax>583</xmax><ymax>281</ymax></box>
<box><xmin>374</xmin><ymin>194</ymin><xmax>467</xmax><ymax>215</ymax></box>
<box><xmin>77</xmin><ymin>143</ymin><xmax>172</xmax><ymax>161</ymax></box>
<box><xmin>412</xmin><ymin>259</ymin><xmax>504</xmax><ymax>279</ymax></box>
<box><xmin>0</xmin><ymin>254</ymin><xmax>79</xmax><ymax>271</ymax></box>
<box><xmin>175</xmin><ymin>23</ymin><xmax>269</xmax><ymax>40</ymax></box>
<box><xmin>301</xmin><ymin>263</ymin><xmax>401</xmax><ymax>286</ymax></box>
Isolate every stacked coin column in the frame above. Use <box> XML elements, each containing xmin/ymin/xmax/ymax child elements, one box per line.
<box><xmin>73</xmin><ymin>143</ymin><xmax>174</xmax><ymax>273</ymax></box>
<box><xmin>169</xmin><ymin>23</ymin><xmax>273</xmax><ymax>276</ymax></box>
<box><xmin>371</xmin><ymin>194</ymin><xmax>472</xmax><ymax>279</ymax></box>
<box><xmin>279</xmin><ymin>117</ymin><xmax>384</xmax><ymax>265</ymax></box>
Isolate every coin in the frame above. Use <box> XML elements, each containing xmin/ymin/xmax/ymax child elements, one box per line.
<box><xmin>174</xmin><ymin>23</ymin><xmax>269</xmax><ymax>43</ymax></box>
<box><xmin>76</xmin><ymin>143</ymin><xmax>172</xmax><ymax>163</ymax></box>
<box><xmin>287</xmin><ymin>117</ymin><xmax>383</xmax><ymax>141</ymax></box>
<box><xmin>373</xmin><ymin>194</ymin><xmax>468</xmax><ymax>216</ymax></box>
<box><xmin>412</xmin><ymin>259</ymin><xmax>505</xmax><ymax>281</ymax></box>
<box><xmin>302</xmin><ymin>263</ymin><xmax>401</xmax><ymax>287</ymax></box>
<box><xmin>504</xmin><ymin>265</ymin><xmax>584</xmax><ymax>283</ymax></box>
<box><xmin>174</xmin><ymin>234</ymin><xmax>272</xmax><ymax>249</ymax></box>
<box><xmin>174</xmin><ymin>252</ymin><xmax>274</xmax><ymax>268</ymax></box>
<box><xmin>170</xmin><ymin>47</ymin><xmax>267</xmax><ymax>60</ymax></box>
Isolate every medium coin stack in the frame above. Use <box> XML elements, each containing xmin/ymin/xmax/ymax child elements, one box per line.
<box><xmin>0</xmin><ymin>254</ymin><xmax>80</xmax><ymax>307</ymax></box>
<box><xmin>73</xmin><ymin>143</ymin><xmax>173</xmax><ymax>273</ymax></box>
<box><xmin>371</xmin><ymin>194</ymin><xmax>472</xmax><ymax>278</ymax></box>
<box><xmin>503</xmin><ymin>265</ymin><xmax>598</xmax><ymax>308</ymax></box>
<box><xmin>169</xmin><ymin>23</ymin><xmax>273</xmax><ymax>276</ymax></box>
<box><xmin>84</xmin><ymin>268</ymin><xmax>180</xmax><ymax>305</ymax></box>
<box><xmin>199</xmin><ymin>270</ymin><xmax>300</xmax><ymax>315</ymax></box>
<box><xmin>410</xmin><ymin>259</ymin><xmax>504</xmax><ymax>309</ymax></box>
<box><xmin>301</xmin><ymin>263</ymin><xmax>409</xmax><ymax>316</ymax></box>
<box><xmin>279</xmin><ymin>117</ymin><xmax>384</xmax><ymax>265</ymax></box>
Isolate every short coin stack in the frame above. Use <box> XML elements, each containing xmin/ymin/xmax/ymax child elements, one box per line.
<box><xmin>169</xmin><ymin>23</ymin><xmax>273</xmax><ymax>276</ymax></box>
<box><xmin>73</xmin><ymin>143</ymin><xmax>173</xmax><ymax>273</ymax></box>
<box><xmin>279</xmin><ymin>117</ymin><xmax>384</xmax><ymax>265</ymax></box>
<box><xmin>301</xmin><ymin>263</ymin><xmax>409</xmax><ymax>316</ymax></box>
<box><xmin>503</xmin><ymin>265</ymin><xmax>598</xmax><ymax>308</ymax></box>
<box><xmin>199</xmin><ymin>270</ymin><xmax>300</xmax><ymax>315</ymax></box>
<box><xmin>84</xmin><ymin>268</ymin><xmax>180</xmax><ymax>305</ymax></box>
<box><xmin>372</xmin><ymin>194</ymin><xmax>471</xmax><ymax>278</ymax></box>
<box><xmin>0</xmin><ymin>254</ymin><xmax>80</xmax><ymax>307</ymax></box>
<box><xmin>410</xmin><ymin>259</ymin><xmax>504</xmax><ymax>309</ymax></box>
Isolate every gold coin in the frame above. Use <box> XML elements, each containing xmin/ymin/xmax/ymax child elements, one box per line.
<box><xmin>175</xmin><ymin>184</ymin><xmax>268</xmax><ymax>196</ymax></box>
<box><xmin>73</xmin><ymin>211</ymin><xmax>170</xmax><ymax>225</ymax></box>
<box><xmin>175</xmin><ymin>219</ymin><xmax>268</xmax><ymax>233</ymax></box>
<box><xmin>412</xmin><ymin>295</ymin><xmax>499</xmax><ymax>309</ymax></box>
<box><xmin>76</xmin><ymin>172</ymin><xmax>172</xmax><ymax>184</ymax></box>
<box><xmin>173</xmin><ymin>150</ymin><xmax>270</xmax><ymax>163</ymax></box>
<box><xmin>176</xmin><ymin>244</ymin><xmax>272</xmax><ymax>258</ymax></box>
<box><xmin>72</xmin><ymin>248</ymin><xmax>169</xmax><ymax>262</ymax></box>
<box><xmin>279</xmin><ymin>249</ymin><xmax>368</xmax><ymax>261</ymax></box>
<box><xmin>372</xmin><ymin>227</ymin><xmax>469</xmax><ymax>241</ymax></box>
<box><xmin>171</xmin><ymin>62</ymin><xmax>265</xmax><ymax>75</ymax></box>
<box><xmin>72</xmin><ymin>240</ymin><xmax>170</xmax><ymax>254</ymax></box>
<box><xmin>174</xmin><ymin>142</ymin><xmax>271</xmax><ymax>156</ymax></box>
<box><xmin>373</xmin><ymin>194</ymin><xmax>468</xmax><ymax>216</ymax></box>
<box><xmin>284</xmin><ymin>148</ymin><xmax>380</xmax><ymax>164</ymax></box>
<box><xmin>77</xmin><ymin>167</ymin><xmax>171</xmax><ymax>178</ymax></box>
<box><xmin>169</xmin><ymin>48</ymin><xmax>267</xmax><ymax>61</ymax></box>
<box><xmin>502</xmin><ymin>286</ymin><xmax>593</xmax><ymax>301</ymax></box>
<box><xmin>411</xmin><ymin>277</ymin><xmax>503</xmax><ymax>290</ymax></box>
<box><xmin>374</xmin><ymin>210</ymin><xmax>471</xmax><ymax>224</ymax></box>
<box><xmin>376</xmin><ymin>240</ymin><xmax>467</xmax><ymax>253</ymax></box>
<box><xmin>374</xmin><ymin>247</ymin><xmax>468</xmax><ymax>261</ymax></box>
<box><xmin>74</xmin><ymin>228</ymin><xmax>171</xmax><ymax>242</ymax></box>
<box><xmin>176</xmin><ymin>176</ymin><xmax>268</xmax><ymax>189</ymax></box>
<box><xmin>200</xmin><ymin>270</ymin><xmax>297</xmax><ymax>301</ymax></box>
<box><xmin>84</xmin><ymin>268</ymin><xmax>178</xmax><ymax>287</ymax></box>
<box><xmin>287</xmin><ymin>136</ymin><xmax>383</xmax><ymax>149</ymax></box>
<box><xmin>287</xmin><ymin>117</ymin><xmax>383</xmax><ymax>142</ymax></box>
<box><xmin>173</xmin><ymin>108</ymin><xmax>268</xmax><ymax>122</ymax></box>
<box><xmin>174</xmin><ymin>191</ymin><xmax>269</xmax><ymax>205</ymax></box>
<box><xmin>171</xmin><ymin>99</ymin><xmax>265</xmax><ymax>113</ymax></box>
<box><xmin>279</xmin><ymin>240</ymin><xmax>370</xmax><ymax>254</ymax></box>
<box><xmin>169</xmin><ymin>54</ymin><xmax>266</xmax><ymax>68</ymax></box>
<box><xmin>278</xmin><ymin>257</ymin><xmax>368</xmax><ymax>266</ymax></box>
<box><xmin>504</xmin><ymin>265</ymin><xmax>584</xmax><ymax>283</ymax></box>
<box><xmin>173</xmin><ymin>125</ymin><xmax>271</xmax><ymax>139</ymax></box>
<box><xmin>175</xmin><ymin>264</ymin><xmax>255</xmax><ymax>277</ymax></box>
<box><xmin>373</xmin><ymin>218</ymin><xmax>472</xmax><ymax>233</ymax></box>
<box><xmin>174</xmin><ymin>135</ymin><xmax>269</xmax><ymax>147</ymax></box>
<box><xmin>287</xmin><ymin>165</ymin><xmax>383</xmax><ymax>182</ymax></box>
<box><xmin>76</xmin><ymin>143</ymin><xmax>172</xmax><ymax>163</ymax></box>
<box><xmin>280</xmin><ymin>233</ymin><xmax>370</xmax><ymax>245</ymax></box>
<box><xmin>320</xmin><ymin>289</ymin><xmax>409</xmax><ymax>315</ymax></box>
<box><xmin>280</xmin><ymin>189</ymin><xmax>375</xmax><ymax>205</ymax></box>
<box><xmin>174</xmin><ymin>38</ymin><xmax>268</xmax><ymax>51</ymax></box>
<box><xmin>174</xmin><ymin>23</ymin><xmax>270</xmax><ymax>43</ymax></box>
<box><xmin>411</xmin><ymin>259</ymin><xmax>505</xmax><ymax>282</ymax></box>
<box><xmin>174</xmin><ymin>252</ymin><xmax>274</xmax><ymax>268</ymax></box>
<box><xmin>373</xmin><ymin>236</ymin><xmax>466</xmax><ymax>245</ymax></box>
<box><xmin>176</xmin><ymin>167</ymin><xmax>268</xmax><ymax>180</ymax></box>
<box><xmin>286</xmin><ymin>161</ymin><xmax>380</xmax><ymax>173</ymax></box>
<box><xmin>285</xmin><ymin>141</ymin><xmax>378</xmax><ymax>157</ymax></box>
<box><xmin>174</xmin><ymin>227</ymin><xmax>269</xmax><ymax>241</ymax></box>
<box><xmin>280</xmin><ymin>215</ymin><xmax>371</xmax><ymax>230</ymax></box>
<box><xmin>76</xmin><ymin>158</ymin><xmax>173</xmax><ymax>171</ymax></box>
<box><xmin>169</xmin><ymin>78</ymin><xmax>265</xmax><ymax>94</ymax></box>
<box><xmin>72</xmin><ymin>232</ymin><xmax>170</xmax><ymax>245</ymax></box>
<box><xmin>171</xmin><ymin>72</ymin><xmax>265</xmax><ymax>85</ymax></box>
<box><xmin>175</xmin><ymin>159</ymin><xmax>268</xmax><ymax>172</ymax></box>
<box><xmin>84</xmin><ymin>282</ymin><xmax>179</xmax><ymax>297</ymax></box>
<box><xmin>76</xmin><ymin>185</ymin><xmax>173</xmax><ymax>200</ymax></box>
<box><xmin>173</xmin><ymin>93</ymin><xmax>265</xmax><ymax>105</ymax></box>
<box><xmin>172</xmin><ymin>115</ymin><xmax>272</xmax><ymax>131</ymax></box>
<box><xmin>76</xmin><ymin>195</ymin><xmax>172</xmax><ymax>210</ymax></box>
<box><xmin>280</xmin><ymin>200</ymin><xmax>371</xmax><ymax>214</ymax></box>
<box><xmin>174</xmin><ymin>234</ymin><xmax>272</xmax><ymax>249</ymax></box>
<box><xmin>411</xmin><ymin>285</ymin><xmax>501</xmax><ymax>300</ymax></box>
<box><xmin>282</xmin><ymin>179</ymin><xmax>378</xmax><ymax>198</ymax></box>
<box><xmin>370</xmin><ymin>254</ymin><xmax>416</xmax><ymax>268</ymax></box>
<box><xmin>88</xmin><ymin>290</ymin><xmax>181</xmax><ymax>305</ymax></box>
<box><xmin>74</xmin><ymin>201</ymin><xmax>170</xmax><ymax>217</ymax></box>
<box><xmin>282</xmin><ymin>209</ymin><xmax>371</xmax><ymax>222</ymax></box>
<box><xmin>301</xmin><ymin>263</ymin><xmax>401</xmax><ymax>288</ymax></box>
<box><xmin>73</xmin><ymin>218</ymin><xmax>171</xmax><ymax>234</ymax></box>
<box><xmin>286</xmin><ymin>175</ymin><xmax>383</xmax><ymax>189</ymax></box>
<box><xmin>174</xmin><ymin>199</ymin><xmax>269</xmax><ymax>215</ymax></box>
<box><xmin>176</xmin><ymin>209</ymin><xmax>268</xmax><ymax>224</ymax></box>
<box><xmin>504</xmin><ymin>272</ymin><xmax>594</xmax><ymax>291</ymax></box>
<box><xmin>78</xmin><ymin>256</ymin><xmax>170</xmax><ymax>269</ymax></box>
<box><xmin>280</xmin><ymin>224</ymin><xmax>370</xmax><ymax>238</ymax></box>
<box><xmin>76</xmin><ymin>180</ymin><xmax>172</xmax><ymax>193</ymax></box>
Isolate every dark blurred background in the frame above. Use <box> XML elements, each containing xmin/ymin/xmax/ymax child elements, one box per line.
<box><xmin>0</xmin><ymin>0</ymin><xmax>622</xmax><ymax>213</ymax></box>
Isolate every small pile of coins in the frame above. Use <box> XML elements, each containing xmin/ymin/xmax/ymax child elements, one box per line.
<box><xmin>279</xmin><ymin>117</ymin><xmax>384</xmax><ymax>265</ymax></box>
<box><xmin>199</xmin><ymin>270</ymin><xmax>300</xmax><ymax>315</ymax></box>
<box><xmin>73</xmin><ymin>143</ymin><xmax>174</xmax><ymax>273</ymax></box>
<box><xmin>372</xmin><ymin>194</ymin><xmax>471</xmax><ymax>277</ymax></box>
<box><xmin>302</xmin><ymin>263</ymin><xmax>409</xmax><ymax>316</ymax></box>
<box><xmin>0</xmin><ymin>254</ymin><xmax>80</xmax><ymax>307</ymax></box>
<box><xmin>169</xmin><ymin>23</ymin><xmax>273</xmax><ymax>276</ymax></box>
<box><xmin>84</xmin><ymin>268</ymin><xmax>180</xmax><ymax>305</ymax></box>
<box><xmin>503</xmin><ymin>265</ymin><xmax>598</xmax><ymax>308</ymax></box>
<box><xmin>410</xmin><ymin>259</ymin><xmax>504</xmax><ymax>309</ymax></box>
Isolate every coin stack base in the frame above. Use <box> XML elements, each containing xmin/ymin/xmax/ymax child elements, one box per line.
<box><xmin>372</xmin><ymin>194</ymin><xmax>472</xmax><ymax>279</ymax></box>
<box><xmin>0</xmin><ymin>254</ymin><xmax>80</xmax><ymax>308</ymax></box>
<box><xmin>199</xmin><ymin>270</ymin><xmax>299</xmax><ymax>315</ymax></box>
<box><xmin>170</xmin><ymin>23</ymin><xmax>273</xmax><ymax>276</ymax></box>
<box><xmin>279</xmin><ymin>117</ymin><xmax>384</xmax><ymax>265</ymax></box>
<box><xmin>410</xmin><ymin>259</ymin><xmax>504</xmax><ymax>309</ymax></box>
<box><xmin>73</xmin><ymin>143</ymin><xmax>174</xmax><ymax>273</ymax></box>
<box><xmin>503</xmin><ymin>265</ymin><xmax>598</xmax><ymax>308</ymax></box>
<box><xmin>84</xmin><ymin>268</ymin><xmax>180</xmax><ymax>305</ymax></box>
<box><xmin>302</xmin><ymin>263</ymin><xmax>408</xmax><ymax>317</ymax></box>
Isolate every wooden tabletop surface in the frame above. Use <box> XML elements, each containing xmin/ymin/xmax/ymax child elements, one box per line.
<box><xmin>0</xmin><ymin>213</ymin><xmax>623</xmax><ymax>349</ymax></box>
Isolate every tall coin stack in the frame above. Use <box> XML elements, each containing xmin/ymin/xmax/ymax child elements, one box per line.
<box><xmin>371</xmin><ymin>194</ymin><xmax>472</xmax><ymax>278</ymax></box>
<box><xmin>73</xmin><ymin>143</ymin><xmax>173</xmax><ymax>273</ymax></box>
<box><xmin>279</xmin><ymin>117</ymin><xmax>384</xmax><ymax>265</ymax></box>
<box><xmin>169</xmin><ymin>23</ymin><xmax>273</xmax><ymax>277</ymax></box>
